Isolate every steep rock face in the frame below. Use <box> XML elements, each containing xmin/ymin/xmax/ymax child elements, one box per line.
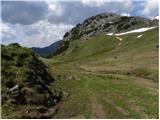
<box><xmin>63</xmin><ymin>13</ymin><xmax>158</xmax><ymax>41</ymax></box>
<box><xmin>1</xmin><ymin>43</ymin><xmax>61</xmax><ymax>118</ymax></box>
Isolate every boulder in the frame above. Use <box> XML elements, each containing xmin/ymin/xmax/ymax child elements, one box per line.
<box><xmin>9</xmin><ymin>85</ymin><xmax>26</xmax><ymax>104</ymax></box>
<box><xmin>9</xmin><ymin>85</ymin><xmax>20</xmax><ymax>96</ymax></box>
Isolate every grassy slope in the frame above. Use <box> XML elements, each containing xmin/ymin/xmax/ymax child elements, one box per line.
<box><xmin>1</xmin><ymin>44</ymin><xmax>60</xmax><ymax>119</ymax></box>
<box><xmin>41</xmin><ymin>28</ymin><xmax>159</xmax><ymax>118</ymax></box>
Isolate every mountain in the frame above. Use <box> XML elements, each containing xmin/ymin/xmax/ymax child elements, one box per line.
<box><xmin>32</xmin><ymin>40</ymin><xmax>62</xmax><ymax>57</ymax></box>
<box><xmin>52</xmin><ymin>13</ymin><xmax>158</xmax><ymax>56</ymax></box>
<box><xmin>32</xmin><ymin>13</ymin><xmax>158</xmax><ymax>58</ymax></box>
<box><xmin>63</xmin><ymin>12</ymin><xmax>158</xmax><ymax>41</ymax></box>
<box><xmin>1</xmin><ymin>43</ymin><xmax>62</xmax><ymax>118</ymax></box>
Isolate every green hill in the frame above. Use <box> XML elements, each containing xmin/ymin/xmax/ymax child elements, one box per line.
<box><xmin>1</xmin><ymin>43</ymin><xmax>62</xmax><ymax>118</ymax></box>
<box><xmin>41</xmin><ymin>27</ymin><xmax>159</xmax><ymax>118</ymax></box>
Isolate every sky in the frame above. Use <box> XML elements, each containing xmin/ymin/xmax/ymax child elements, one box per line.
<box><xmin>1</xmin><ymin>0</ymin><xmax>159</xmax><ymax>48</ymax></box>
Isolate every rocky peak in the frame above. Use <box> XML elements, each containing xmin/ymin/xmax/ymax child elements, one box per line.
<box><xmin>63</xmin><ymin>12</ymin><xmax>158</xmax><ymax>41</ymax></box>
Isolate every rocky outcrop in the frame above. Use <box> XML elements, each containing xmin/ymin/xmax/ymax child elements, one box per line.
<box><xmin>8</xmin><ymin>85</ymin><xmax>26</xmax><ymax>104</ymax></box>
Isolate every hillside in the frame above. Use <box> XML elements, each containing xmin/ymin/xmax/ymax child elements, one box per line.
<box><xmin>41</xmin><ymin>27</ymin><xmax>159</xmax><ymax>118</ymax></box>
<box><xmin>1</xmin><ymin>43</ymin><xmax>62</xmax><ymax>118</ymax></box>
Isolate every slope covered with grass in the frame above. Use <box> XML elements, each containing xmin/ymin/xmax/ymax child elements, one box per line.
<box><xmin>53</xmin><ymin>27</ymin><xmax>159</xmax><ymax>81</ymax></box>
<box><xmin>1</xmin><ymin>43</ymin><xmax>61</xmax><ymax>118</ymax></box>
<box><xmin>41</xmin><ymin>27</ymin><xmax>159</xmax><ymax>118</ymax></box>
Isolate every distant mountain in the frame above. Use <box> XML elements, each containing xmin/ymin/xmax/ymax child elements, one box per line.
<box><xmin>32</xmin><ymin>40</ymin><xmax>62</xmax><ymax>57</ymax></box>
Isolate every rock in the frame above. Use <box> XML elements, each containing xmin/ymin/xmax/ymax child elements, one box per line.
<box><xmin>68</xmin><ymin>76</ymin><xmax>72</xmax><ymax>79</ymax></box>
<box><xmin>68</xmin><ymin>74</ymin><xmax>78</xmax><ymax>80</ymax></box>
<box><xmin>53</xmin><ymin>99</ymin><xmax>58</xmax><ymax>104</ymax></box>
<box><xmin>62</xmin><ymin>91</ymin><xmax>69</xmax><ymax>99</ymax></box>
<box><xmin>8</xmin><ymin>85</ymin><xmax>26</xmax><ymax>104</ymax></box>
<box><xmin>9</xmin><ymin>85</ymin><xmax>20</xmax><ymax>96</ymax></box>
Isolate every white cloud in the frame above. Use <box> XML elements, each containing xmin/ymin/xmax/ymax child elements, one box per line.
<box><xmin>1</xmin><ymin>21</ymin><xmax>74</xmax><ymax>47</ymax></box>
<box><xmin>81</xmin><ymin>0</ymin><xmax>108</xmax><ymax>7</ymax></box>
<box><xmin>1</xmin><ymin>22</ymin><xmax>14</xmax><ymax>34</ymax></box>
<box><xmin>45</xmin><ymin>0</ymin><xmax>64</xmax><ymax>16</ymax></box>
<box><xmin>141</xmin><ymin>0</ymin><xmax>159</xmax><ymax>17</ymax></box>
<box><xmin>81</xmin><ymin>0</ymin><xmax>133</xmax><ymax>9</ymax></box>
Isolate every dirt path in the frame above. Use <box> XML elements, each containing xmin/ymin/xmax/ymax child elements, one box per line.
<box><xmin>102</xmin><ymin>97</ymin><xmax>129</xmax><ymax>117</ymax></box>
<box><xmin>91</xmin><ymin>97</ymin><xmax>106</xmax><ymax>118</ymax></box>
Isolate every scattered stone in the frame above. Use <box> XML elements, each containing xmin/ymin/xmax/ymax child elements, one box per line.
<box><xmin>62</xmin><ymin>91</ymin><xmax>70</xmax><ymax>99</ymax></box>
<box><xmin>68</xmin><ymin>74</ymin><xmax>78</xmax><ymax>80</ymax></box>
<box><xmin>9</xmin><ymin>85</ymin><xmax>19</xmax><ymax>91</ymax></box>
<box><xmin>9</xmin><ymin>85</ymin><xmax>20</xmax><ymax>96</ymax></box>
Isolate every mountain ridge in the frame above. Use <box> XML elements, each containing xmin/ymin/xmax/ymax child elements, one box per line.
<box><xmin>63</xmin><ymin>12</ymin><xmax>158</xmax><ymax>41</ymax></box>
<box><xmin>32</xmin><ymin>12</ymin><xmax>158</xmax><ymax>57</ymax></box>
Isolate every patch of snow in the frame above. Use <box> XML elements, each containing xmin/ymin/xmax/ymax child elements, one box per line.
<box><xmin>109</xmin><ymin>21</ymin><xmax>113</xmax><ymax>24</ymax></box>
<box><xmin>106</xmin><ymin>27</ymin><xmax>157</xmax><ymax>36</ymax></box>
<box><xmin>116</xmin><ymin>36</ymin><xmax>122</xmax><ymax>41</ymax></box>
<box><xmin>151</xmin><ymin>16</ymin><xmax>159</xmax><ymax>20</ymax></box>
<box><xmin>115</xmin><ymin>27</ymin><xmax>157</xmax><ymax>36</ymax></box>
<box><xmin>155</xmin><ymin>16</ymin><xmax>159</xmax><ymax>20</ymax></box>
<box><xmin>137</xmin><ymin>34</ymin><xmax>143</xmax><ymax>38</ymax></box>
<box><xmin>107</xmin><ymin>33</ymin><xmax>114</xmax><ymax>35</ymax></box>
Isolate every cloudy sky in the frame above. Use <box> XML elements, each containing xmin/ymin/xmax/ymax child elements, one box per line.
<box><xmin>1</xmin><ymin>0</ymin><xmax>159</xmax><ymax>47</ymax></box>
